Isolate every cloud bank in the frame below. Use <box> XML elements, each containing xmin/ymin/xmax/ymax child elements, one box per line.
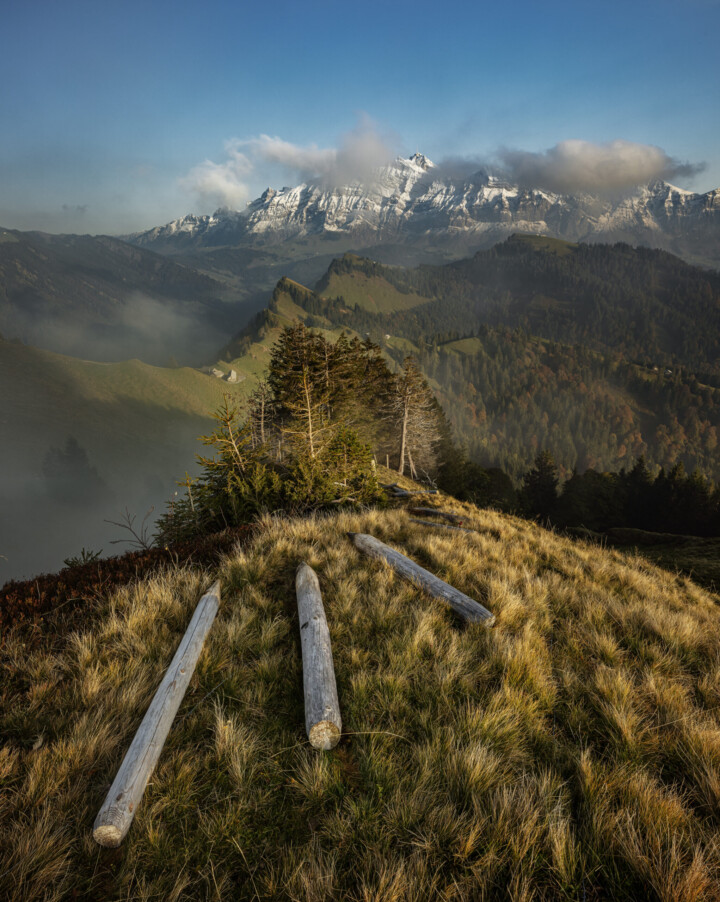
<box><xmin>497</xmin><ymin>140</ymin><xmax>705</xmax><ymax>194</ymax></box>
<box><xmin>180</xmin><ymin>144</ymin><xmax>253</xmax><ymax>211</ymax></box>
<box><xmin>182</xmin><ymin>116</ymin><xmax>397</xmax><ymax>211</ymax></box>
<box><xmin>184</xmin><ymin>129</ymin><xmax>707</xmax><ymax>211</ymax></box>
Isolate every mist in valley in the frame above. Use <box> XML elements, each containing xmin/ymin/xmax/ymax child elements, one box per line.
<box><xmin>0</xmin><ymin>309</ymin><xmax>250</xmax><ymax>586</ymax></box>
<box><xmin>0</xmin><ymin>427</ymin><xmax>206</xmax><ymax>585</ymax></box>
<box><xmin>2</xmin><ymin>291</ymin><xmax>245</xmax><ymax>368</ymax></box>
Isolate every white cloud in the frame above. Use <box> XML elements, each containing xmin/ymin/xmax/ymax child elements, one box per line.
<box><xmin>498</xmin><ymin>139</ymin><xmax>705</xmax><ymax>194</ymax></box>
<box><xmin>240</xmin><ymin>135</ymin><xmax>336</xmax><ymax>182</ymax></box>
<box><xmin>182</xmin><ymin>115</ymin><xmax>397</xmax><ymax>211</ymax></box>
<box><xmin>180</xmin><ymin>143</ymin><xmax>253</xmax><ymax>211</ymax></box>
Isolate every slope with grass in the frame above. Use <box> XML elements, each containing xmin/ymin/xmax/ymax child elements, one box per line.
<box><xmin>315</xmin><ymin>255</ymin><xmax>433</xmax><ymax>313</ymax></box>
<box><xmin>2</xmin><ymin>487</ymin><xmax>720</xmax><ymax>900</ymax></box>
<box><xmin>0</xmin><ymin>338</ymin><xmax>251</xmax><ymax>582</ymax></box>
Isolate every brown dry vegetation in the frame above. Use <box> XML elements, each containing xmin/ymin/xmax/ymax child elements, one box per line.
<box><xmin>2</xmin><ymin>496</ymin><xmax>720</xmax><ymax>900</ymax></box>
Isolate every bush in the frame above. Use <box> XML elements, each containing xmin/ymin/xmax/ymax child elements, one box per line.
<box><xmin>156</xmin><ymin>402</ymin><xmax>383</xmax><ymax>545</ymax></box>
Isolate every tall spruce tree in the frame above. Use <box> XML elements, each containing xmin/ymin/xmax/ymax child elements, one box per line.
<box><xmin>519</xmin><ymin>450</ymin><xmax>559</xmax><ymax>520</ymax></box>
<box><xmin>267</xmin><ymin>323</ymin><xmax>332</xmax><ymax>459</ymax></box>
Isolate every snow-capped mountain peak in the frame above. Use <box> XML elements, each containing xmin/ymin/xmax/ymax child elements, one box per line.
<box><xmin>408</xmin><ymin>152</ymin><xmax>434</xmax><ymax>171</ymax></box>
<box><xmin>128</xmin><ymin>154</ymin><xmax>720</xmax><ymax>266</ymax></box>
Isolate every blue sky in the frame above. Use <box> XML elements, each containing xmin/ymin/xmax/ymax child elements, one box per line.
<box><xmin>2</xmin><ymin>0</ymin><xmax>718</xmax><ymax>234</ymax></box>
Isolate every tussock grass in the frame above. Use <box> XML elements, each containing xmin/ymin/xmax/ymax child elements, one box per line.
<box><xmin>2</xmin><ymin>499</ymin><xmax>720</xmax><ymax>899</ymax></box>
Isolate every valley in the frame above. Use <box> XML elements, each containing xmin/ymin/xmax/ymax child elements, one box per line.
<box><xmin>4</xmin><ymin>231</ymin><xmax>720</xmax><ymax>583</ymax></box>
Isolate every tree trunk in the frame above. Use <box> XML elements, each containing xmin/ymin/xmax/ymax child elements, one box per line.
<box><xmin>409</xmin><ymin>518</ymin><xmax>476</xmax><ymax>533</ymax></box>
<box><xmin>398</xmin><ymin>402</ymin><xmax>408</xmax><ymax>475</ymax></box>
<box><xmin>408</xmin><ymin>507</ymin><xmax>464</xmax><ymax>523</ymax></box>
<box><xmin>302</xmin><ymin>368</ymin><xmax>315</xmax><ymax>458</ymax></box>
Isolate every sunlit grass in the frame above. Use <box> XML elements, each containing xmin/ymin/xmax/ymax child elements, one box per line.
<box><xmin>2</xmin><ymin>496</ymin><xmax>720</xmax><ymax>899</ymax></box>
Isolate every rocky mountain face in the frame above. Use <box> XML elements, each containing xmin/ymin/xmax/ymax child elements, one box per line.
<box><xmin>129</xmin><ymin>154</ymin><xmax>720</xmax><ymax>268</ymax></box>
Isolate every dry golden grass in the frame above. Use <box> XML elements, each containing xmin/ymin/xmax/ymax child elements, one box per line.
<box><xmin>2</xmin><ymin>494</ymin><xmax>720</xmax><ymax>900</ymax></box>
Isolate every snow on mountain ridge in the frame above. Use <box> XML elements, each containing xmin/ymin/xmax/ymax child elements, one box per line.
<box><xmin>127</xmin><ymin>154</ymin><xmax>720</xmax><ymax>265</ymax></box>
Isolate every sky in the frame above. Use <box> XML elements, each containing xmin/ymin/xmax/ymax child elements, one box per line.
<box><xmin>1</xmin><ymin>0</ymin><xmax>719</xmax><ymax>235</ymax></box>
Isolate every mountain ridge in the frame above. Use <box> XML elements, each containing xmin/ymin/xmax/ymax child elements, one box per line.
<box><xmin>127</xmin><ymin>154</ymin><xmax>720</xmax><ymax>268</ymax></box>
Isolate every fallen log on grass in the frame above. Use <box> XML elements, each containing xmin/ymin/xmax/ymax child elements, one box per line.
<box><xmin>93</xmin><ymin>580</ymin><xmax>221</xmax><ymax>848</ymax></box>
<box><xmin>349</xmin><ymin>533</ymin><xmax>494</xmax><ymax>625</ymax></box>
<box><xmin>382</xmin><ymin>483</ymin><xmax>439</xmax><ymax>498</ymax></box>
<box><xmin>408</xmin><ymin>507</ymin><xmax>464</xmax><ymax>524</ymax></box>
<box><xmin>409</xmin><ymin>518</ymin><xmax>476</xmax><ymax>534</ymax></box>
<box><xmin>296</xmin><ymin>564</ymin><xmax>342</xmax><ymax>750</ymax></box>
<box><xmin>295</xmin><ymin>564</ymin><xmax>342</xmax><ymax>751</ymax></box>
<box><xmin>381</xmin><ymin>482</ymin><xmax>411</xmax><ymax>498</ymax></box>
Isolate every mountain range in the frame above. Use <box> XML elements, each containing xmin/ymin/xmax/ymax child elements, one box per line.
<box><xmin>129</xmin><ymin>153</ymin><xmax>720</xmax><ymax>269</ymax></box>
<box><xmin>3</xmin><ymin>232</ymin><xmax>720</xmax><ymax>582</ymax></box>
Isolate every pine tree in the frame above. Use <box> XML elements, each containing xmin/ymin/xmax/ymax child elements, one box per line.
<box><xmin>519</xmin><ymin>450</ymin><xmax>559</xmax><ymax>520</ymax></box>
<box><xmin>267</xmin><ymin>324</ymin><xmax>332</xmax><ymax>459</ymax></box>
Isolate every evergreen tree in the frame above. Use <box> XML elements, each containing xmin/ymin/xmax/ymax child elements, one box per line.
<box><xmin>519</xmin><ymin>450</ymin><xmax>559</xmax><ymax>520</ymax></box>
<box><xmin>267</xmin><ymin>323</ymin><xmax>332</xmax><ymax>459</ymax></box>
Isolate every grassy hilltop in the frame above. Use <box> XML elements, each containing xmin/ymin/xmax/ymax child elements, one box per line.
<box><xmin>2</xmin><ymin>482</ymin><xmax>720</xmax><ymax>900</ymax></box>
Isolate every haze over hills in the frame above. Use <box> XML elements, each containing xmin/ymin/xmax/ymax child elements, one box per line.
<box><xmin>0</xmin><ymin>228</ymin><xmax>252</xmax><ymax>365</ymax></box>
<box><xmin>0</xmin><ymin>336</ymin><xmax>249</xmax><ymax>581</ymax></box>
<box><xmin>129</xmin><ymin>154</ymin><xmax>720</xmax><ymax>270</ymax></box>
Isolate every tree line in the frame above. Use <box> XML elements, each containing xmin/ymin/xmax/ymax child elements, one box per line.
<box><xmin>519</xmin><ymin>451</ymin><xmax>720</xmax><ymax>537</ymax></box>
<box><xmin>157</xmin><ymin>326</ymin><xmax>446</xmax><ymax>543</ymax></box>
<box><xmin>163</xmin><ymin>321</ymin><xmax>720</xmax><ymax>545</ymax></box>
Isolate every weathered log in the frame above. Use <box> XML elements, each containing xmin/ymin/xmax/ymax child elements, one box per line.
<box><xmin>381</xmin><ymin>482</ymin><xmax>412</xmax><ymax>498</ymax></box>
<box><xmin>349</xmin><ymin>533</ymin><xmax>494</xmax><ymax>625</ymax></box>
<box><xmin>409</xmin><ymin>518</ymin><xmax>475</xmax><ymax>534</ymax></box>
<box><xmin>93</xmin><ymin>581</ymin><xmax>221</xmax><ymax>848</ymax></box>
<box><xmin>408</xmin><ymin>507</ymin><xmax>464</xmax><ymax>524</ymax></box>
<box><xmin>296</xmin><ymin>564</ymin><xmax>342</xmax><ymax>750</ymax></box>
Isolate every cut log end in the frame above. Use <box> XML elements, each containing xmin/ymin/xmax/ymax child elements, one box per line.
<box><xmin>308</xmin><ymin>719</ymin><xmax>341</xmax><ymax>750</ymax></box>
<box><xmin>93</xmin><ymin>823</ymin><xmax>123</xmax><ymax>848</ymax></box>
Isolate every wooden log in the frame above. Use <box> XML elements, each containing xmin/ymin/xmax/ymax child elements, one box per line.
<box><xmin>93</xmin><ymin>580</ymin><xmax>221</xmax><ymax>848</ymax></box>
<box><xmin>408</xmin><ymin>507</ymin><xmax>464</xmax><ymax>524</ymax></box>
<box><xmin>296</xmin><ymin>564</ymin><xmax>342</xmax><ymax>750</ymax></box>
<box><xmin>409</xmin><ymin>518</ymin><xmax>475</xmax><ymax>534</ymax></box>
<box><xmin>349</xmin><ymin>533</ymin><xmax>495</xmax><ymax>626</ymax></box>
<box><xmin>380</xmin><ymin>482</ymin><xmax>411</xmax><ymax>498</ymax></box>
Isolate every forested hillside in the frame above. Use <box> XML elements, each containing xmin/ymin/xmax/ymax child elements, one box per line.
<box><xmin>227</xmin><ymin>240</ymin><xmax>720</xmax><ymax>481</ymax></box>
<box><xmin>420</xmin><ymin>331</ymin><xmax>720</xmax><ymax>480</ymax></box>
<box><xmin>318</xmin><ymin>236</ymin><xmax>720</xmax><ymax>373</ymax></box>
